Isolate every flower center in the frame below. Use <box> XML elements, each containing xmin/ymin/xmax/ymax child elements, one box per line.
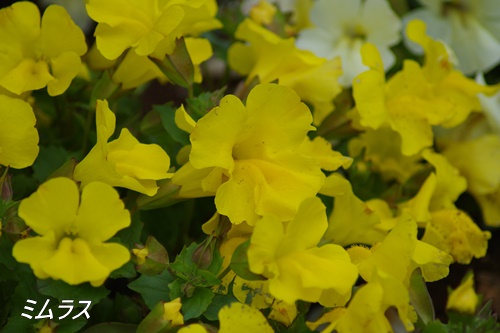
<box><xmin>344</xmin><ymin>24</ymin><xmax>366</xmax><ymax>40</ymax></box>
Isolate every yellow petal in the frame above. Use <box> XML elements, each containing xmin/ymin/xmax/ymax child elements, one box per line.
<box><xmin>43</xmin><ymin>237</ymin><xmax>110</xmax><ymax>285</ymax></box>
<box><xmin>243</xmin><ymin>80</ymin><xmax>314</xmax><ymax>153</ymax></box>
<box><xmin>190</xmin><ymin>94</ymin><xmax>246</xmax><ymax>171</ymax></box>
<box><xmin>18</xmin><ymin>177</ymin><xmax>79</xmax><ymax>238</ymax></box>
<box><xmin>218</xmin><ymin>302</ymin><xmax>273</xmax><ymax>333</ymax></box>
<box><xmin>39</xmin><ymin>4</ymin><xmax>87</xmax><ymax>59</ymax></box>
<box><xmin>175</xmin><ymin>105</ymin><xmax>196</xmax><ymax>134</ymax></box>
<box><xmin>297</xmin><ymin>136</ymin><xmax>352</xmax><ymax>171</ymax></box>
<box><xmin>423</xmin><ymin>209</ymin><xmax>491</xmax><ymax>264</ymax></box>
<box><xmin>0</xmin><ymin>95</ymin><xmax>39</xmax><ymax>168</ymax></box>
<box><xmin>47</xmin><ymin>52</ymin><xmax>82</xmax><ymax>96</ymax></box>
<box><xmin>88</xmin><ymin>241</ymin><xmax>131</xmax><ymax>281</ymax></box>
<box><xmin>75</xmin><ymin>182</ymin><xmax>130</xmax><ymax>242</ymax></box>
<box><xmin>108</xmin><ymin>128</ymin><xmax>172</xmax><ymax>180</ymax></box>
<box><xmin>0</xmin><ymin>58</ymin><xmax>53</xmax><ymax>95</ymax></box>
<box><xmin>12</xmin><ymin>233</ymin><xmax>57</xmax><ymax>279</ymax></box>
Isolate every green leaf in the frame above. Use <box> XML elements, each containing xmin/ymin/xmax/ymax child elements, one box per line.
<box><xmin>185</xmin><ymin>88</ymin><xmax>226</xmax><ymax>120</ymax></box>
<box><xmin>203</xmin><ymin>293</ymin><xmax>238</xmax><ymax>321</ymax></box>
<box><xmin>409</xmin><ymin>268</ymin><xmax>435</xmax><ymax>326</ymax></box>
<box><xmin>170</xmin><ymin>243</ymin><xmax>199</xmax><ymax>278</ymax></box>
<box><xmin>32</xmin><ymin>145</ymin><xmax>70</xmax><ymax>183</ymax></box>
<box><xmin>114</xmin><ymin>210</ymin><xmax>143</xmax><ymax>248</ymax></box>
<box><xmin>168</xmin><ymin>279</ymin><xmax>183</xmax><ymax>300</ymax></box>
<box><xmin>182</xmin><ymin>287</ymin><xmax>214</xmax><ymax>320</ymax></box>
<box><xmin>82</xmin><ymin>323</ymin><xmax>138</xmax><ymax>333</ymax></box>
<box><xmin>56</xmin><ymin>315</ymin><xmax>88</xmax><ymax>333</ymax></box>
<box><xmin>206</xmin><ymin>248</ymin><xmax>223</xmax><ymax>276</ymax></box>
<box><xmin>230</xmin><ymin>240</ymin><xmax>265</xmax><ymax>281</ymax></box>
<box><xmin>110</xmin><ymin>261</ymin><xmax>137</xmax><ymax>279</ymax></box>
<box><xmin>150</xmin><ymin>37</ymin><xmax>194</xmax><ymax>88</ymax></box>
<box><xmin>37</xmin><ymin>279</ymin><xmax>110</xmax><ymax>304</ymax></box>
<box><xmin>90</xmin><ymin>70</ymin><xmax>119</xmax><ymax>107</ymax></box>
<box><xmin>192</xmin><ymin>270</ymin><xmax>221</xmax><ymax>288</ymax></box>
<box><xmin>128</xmin><ymin>270</ymin><xmax>174</xmax><ymax>309</ymax></box>
<box><xmin>156</xmin><ymin>103</ymin><xmax>190</xmax><ymax>146</ymax></box>
<box><xmin>422</xmin><ymin>321</ymin><xmax>448</xmax><ymax>333</ymax></box>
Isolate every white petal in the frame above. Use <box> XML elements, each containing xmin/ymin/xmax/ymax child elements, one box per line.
<box><xmin>310</xmin><ymin>0</ymin><xmax>361</xmax><ymax>31</ymax></box>
<box><xmin>362</xmin><ymin>0</ymin><xmax>402</xmax><ymax>47</ymax></box>
<box><xmin>476</xmin><ymin>72</ymin><xmax>500</xmax><ymax>134</ymax></box>
<box><xmin>332</xmin><ymin>37</ymin><xmax>366</xmax><ymax>87</ymax></box>
<box><xmin>448</xmin><ymin>13</ymin><xmax>500</xmax><ymax>74</ymax></box>
<box><xmin>296</xmin><ymin>28</ymin><xmax>337</xmax><ymax>58</ymax></box>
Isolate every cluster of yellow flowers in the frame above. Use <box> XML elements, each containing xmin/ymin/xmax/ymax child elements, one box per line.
<box><xmin>0</xmin><ymin>0</ymin><xmax>498</xmax><ymax>332</ymax></box>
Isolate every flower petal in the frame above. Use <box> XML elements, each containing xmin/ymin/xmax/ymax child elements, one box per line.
<box><xmin>18</xmin><ymin>177</ymin><xmax>79</xmax><ymax>238</ymax></box>
<box><xmin>75</xmin><ymin>182</ymin><xmax>130</xmax><ymax>242</ymax></box>
<box><xmin>0</xmin><ymin>95</ymin><xmax>39</xmax><ymax>168</ymax></box>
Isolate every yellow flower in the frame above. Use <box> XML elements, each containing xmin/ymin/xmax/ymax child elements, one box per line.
<box><xmin>315</xmin><ymin>216</ymin><xmax>452</xmax><ymax>333</ymax></box>
<box><xmin>348</xmin><ymin>127</ymin><xmax>424</xmax><ymax>182</ymax></box>
<box><xmin>422</xmin><ymin>210</ymin><xmax>491</xmax><ymax>264</ymax></box>
<box><xmin>358</xmin><ymin>215</ymin><xmax>452</xmax><ymax>285</ymax></box>
<box><xmin>320</xmin><ymin>173</ymin><xmax>394</xmax><ymax>247</ymax></box>
<box><xmin>446</xmin><ymin>273</ymin><xmax>479</xmax><ymax>314</ymax></box>
<box><xmin>74</xmin><ymin>100</ymin><xmax>173</xmax><ymax>196</ymax></box>
<box><xmin>218</xmin><ymin>302</ymin><xmax>273</xmax><ymax>333</ymax></box>
<box><xmin>249</xmin><ymin>0</ymin><xmax>277</xmax><ymax>25</ymax></box>
<box><xmin>323</xmin><ymin>275</ymin><xmax>416</xmax><ymax>333</ymax></box>
<box><xmin>163</xmin><ymin>298</ymin><xmax>184</xmax><ymax>326</ymax></box>
<box><xmin>353</xmin><ymin>20</ymin><xmax>497</xmax><ymax>156</ymax></box>
<box><xmin>0</xmin><ymin>95</ymin><xmax>39</xmax><ymax>169</ymax></box>
<box><xmin>0</xmin><ymin>2</ymin><xmax>87</xmax><ymax>96</ymax></box>
<box><xmin>443</xmin><ymin>135</ymin><xmax>500</xmax><ymax>227</ymax></box>
<box><xmin>248</xmin><ymin>197</ymin><xmax>358</xmax><ymax>306</ymax></box>
<box><xmin>228</xmin><ymin>19</ymin><xmax>342</xmax><ymax>125</ymax></box>
<box><xmin>12</xmin><ymin>177</ymin><xmax>130</xmax><ymax>286</ymax></box>
<box><xmin>172</xmin><ymin>83</ymin><xmax>350</xmax><ymax>225</ymax></box>
<box><xmin>86</xmin><ymin>0</ymin><xmax>221</xmax><ymax>60</ymax></box>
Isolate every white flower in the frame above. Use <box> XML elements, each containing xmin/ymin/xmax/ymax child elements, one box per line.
<box><xmin>403</xmin><ymin>0</ymin><xmax>500</xmax><ymax>75</ymax></box>
<box><xmin>295</xmin><ymin>0</ymin><xmax>401</xmax><ymax>87</ymax></box>
<box><xmin>476</xmin><ymin>73</ymin><xmax>500</xmax><ymax>135</ymax></box>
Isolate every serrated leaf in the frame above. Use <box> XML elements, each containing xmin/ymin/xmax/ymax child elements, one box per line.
<box><xmin>422</xmin><ymin>321</ymin><xmax>448</xmax><ymax>333</ymax></box>
<box><xmin>128</xmin><ymin>270</ymin><xmax>174</xmax><ymax>309</ymax></box>
<box><xmin>170</xmin><ymin>243</ymin><xmax>199</xmax><ymax>278</ymax></box>
<box><xmin>185</xmin><ymin>88</ymin><xmax>226</xmax><ymax>120</ymax></box>
<box><xmin>230</xmin><ymin>240</ymin><xmax>265</xmax><ymax>281</ymax></box>
<box><xmin>182</xmin><ymin>287</ymin><xmax>214</xmax><ymax>320</ymax></box>
<box><xmin>192</xmin><ymin>270</ymin><xmax>221</xmax><ymax>287</ymax></box>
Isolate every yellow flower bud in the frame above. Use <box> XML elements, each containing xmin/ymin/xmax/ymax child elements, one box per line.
<box><xmin>446</xmin><ymin>273</ymin><xmax>479</xmax><ymax>314</ymax></box>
